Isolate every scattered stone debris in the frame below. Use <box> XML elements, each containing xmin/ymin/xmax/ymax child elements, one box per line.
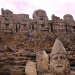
<box><xmin>0</xmin><ymin>8</ymin><xmax>75</xmax><ymax>75</ymax></box>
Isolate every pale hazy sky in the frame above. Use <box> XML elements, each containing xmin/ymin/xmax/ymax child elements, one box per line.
<box><xmin>0</xmin><ymin>0</ymin><xmax>75</xmax><ymax>19</ymax></box>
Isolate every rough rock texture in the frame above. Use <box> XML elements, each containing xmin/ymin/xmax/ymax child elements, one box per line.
<box><xmin>50</xmin><ymin>39</ymin><xmax>71</xmax><ymax>75</ymax></box>
<box><xmin>25</xmin><ymin>60</ymin><xmax>37</xmax><ymax>75</ymax></box>
<box><xmin>10</xmin><ymin>69</ymin><xmax>23</xmax><ymax>75</ymax></box>
<box><xmin>0</xmin><ymin>8</ymin><xmax>75</xmax><ymax>75</ymax></box>
<box><xmin>50</xmin><ymin>39</ymin><xmax>67</xmax><ymax>56</ymax></box>
<box><xmin>36</xmin><ymin>51</ymin><xmax>49</xmax><ymax>72</ymax></box>
<box><xmin>63</xmin><ymin>14</ymin><xmax>75</xmax><ymax>33</ymax></box>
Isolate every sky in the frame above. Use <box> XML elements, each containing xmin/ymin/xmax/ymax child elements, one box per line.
<box><xmin>0</xmin><ymin>0</ymin><xmax>75</xmax><ymax>19</ymax></box>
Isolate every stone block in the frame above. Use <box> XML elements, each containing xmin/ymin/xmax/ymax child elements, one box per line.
<box><xmin>36</xmin><ymin>51</ymin><xmax>49</xmax><ymax>72</ymax></box>
<box><xmin>25</xmin><ymin>60</ymin><xmax>37</xmax><ymax>75</ymax></box>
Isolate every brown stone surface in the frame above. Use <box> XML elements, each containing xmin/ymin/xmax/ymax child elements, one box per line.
<box><xmin>25</xmin><ymin>60</ymin><xmax>37</xmax><ymax>75</ymax></box>
<box><xmin>0</xmin><ymin>8</ymin><xmax>75</xmax><ymax>75</ymax></box>
<box><xmin>36</xmin><ymin>51</ymin><xmax>49</xmax><ymax>72</ymax></box>
<box><xmin>50</xmin><ymin>39</ymin><xmax>71</xmax><ymax>75</ymax></box>
<box><xmin>10</xmin><ymin>69</ymin><xmax>23</xmax><ymax>75</ymax></box>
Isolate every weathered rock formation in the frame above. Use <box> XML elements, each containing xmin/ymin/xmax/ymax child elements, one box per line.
<box><xmin>0</xmin><ymin>8</ymin><xmax>75</xmax><ymax>75</ymax></box>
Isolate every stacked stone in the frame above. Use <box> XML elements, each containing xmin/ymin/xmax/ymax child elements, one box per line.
<box><xmin>25</xmin><ymin>50</ymin><xmax>49</xmax><ymax>75</ymax></box>
<box><xmin>0</xmin><ymin>8</ymin><xmax>75</xmax><ymax>75</ymax></box>
<box><xmin>19</xmin><ymin>14</ymin><xmax>31</xmax><ymax>33</ymax></box>
<box><xmin>51</xmin><ymin>14</ymin><xmax>65</xmax><ymax>33</ymax></box>
<box><xmin>32</xmin><ymin>9</ymin><xmax>50</xmax><ymax>32</ymax></box>
<box><xmin>0</xmin><ymin>48</ymin><xmax>36</xmax><ymax>75</ymax></box>
<box><xmin>1</xmin><ymin>8</ymin><xmax>15</xmax><ymax>33</ymax></box>
<box><xmin>63</xmin><ymin>14</ymin><xmax>75</xmax><ymax>33</ymax></box>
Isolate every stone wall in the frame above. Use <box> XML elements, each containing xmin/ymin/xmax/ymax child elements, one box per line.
<box><xmin>0</xmin><ymin>8</ymin><xmax>75</xmax><ymax>75</ymax></box>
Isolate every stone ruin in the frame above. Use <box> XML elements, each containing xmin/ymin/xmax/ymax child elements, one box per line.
<box><xmin>0</xmin><ymin>8</ymin><xmax>75</xmax><ymax>75</ymax></box>
<box><xmin>50</xmin><ymin>39</ymin><xmax>71</xmax><ymax>75</ymax></box>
